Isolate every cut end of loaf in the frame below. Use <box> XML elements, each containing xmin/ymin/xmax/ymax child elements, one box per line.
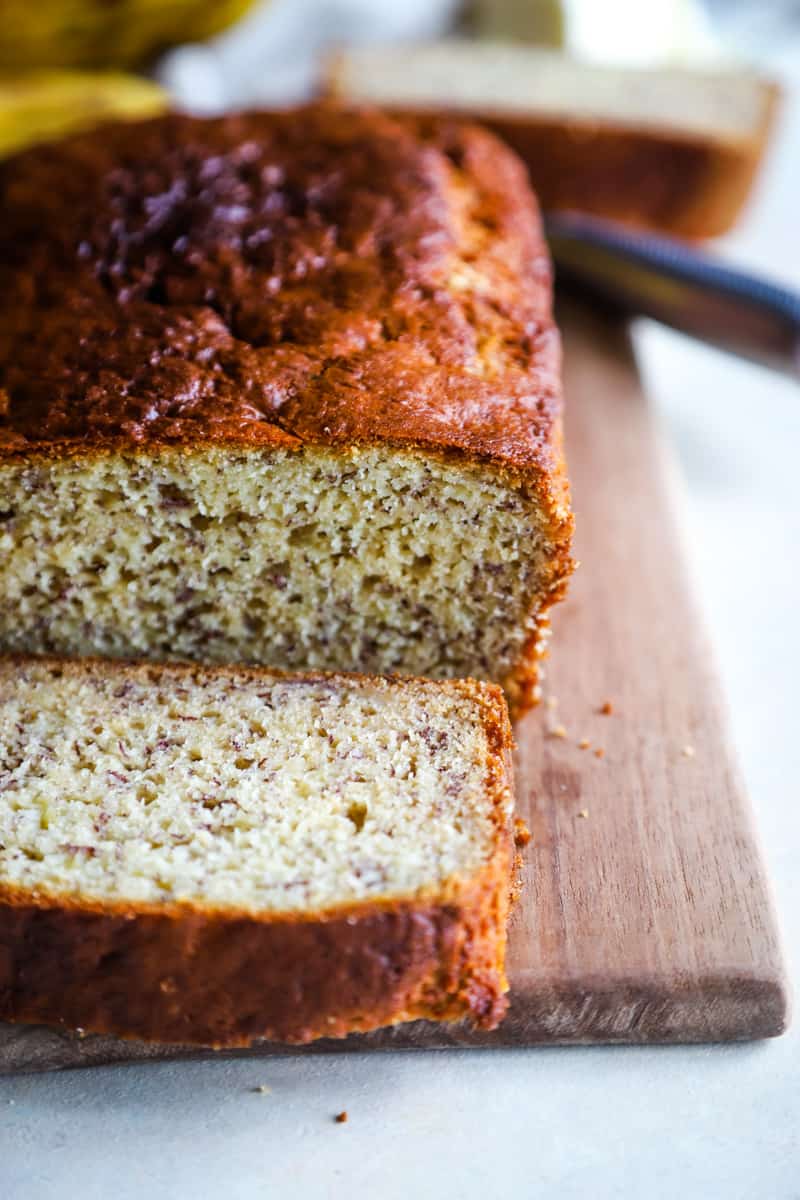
<box><xmin>0</xmin><ymin>444</ymin><xmax>571</xmax><ymax>709</ymax></box>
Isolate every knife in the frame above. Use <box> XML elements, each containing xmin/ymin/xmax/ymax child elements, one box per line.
<box><xmin>544</xmin><ymin>212</ymin><xmax>800</xmax><ymax>379</ymax></box>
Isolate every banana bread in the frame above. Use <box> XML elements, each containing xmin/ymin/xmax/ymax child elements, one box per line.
<box><xmin>0</xmin><ymin>656</ymin><xmax>514</xmax><ymax>1045</ymax></box>
<box><xmin>325</xmin><ymin>44</ymin><xmax>780</xmax><ymax>238</ymax></box>
<box><xmin>0</xmin><ymin>106</ymin><xmax>572</xmax><ymax>717</ymax></box>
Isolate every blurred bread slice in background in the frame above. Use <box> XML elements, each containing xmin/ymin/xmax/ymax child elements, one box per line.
<box><xmin>325</xmin><ymin>41</ymin><xmax>780</xmax><ymax>237</ymax></box>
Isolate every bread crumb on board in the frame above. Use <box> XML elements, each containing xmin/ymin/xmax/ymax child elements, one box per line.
<box><xmin>514</xmin><ymin>818</ymin><xmax>532</xmax><ymax>848</ymax></box>
<box><xmin>577</xmin><ymin>809</ymin><xmax>589</xmax><ymax>819</ymax></box>
<box><xmin>253</xmin><ymin>1085</ymin><xmax>272</xmax><ymax>1095</ymax></box>
<box><xmin>334</xmin><ymin>1111</ymin><xmax>348</xmax><ymax>1124</ymax></box>
<box><xmin>682</xmin><ymin>745</ymin><xmax>696</xmax><ymax>759</ymax></box>
<box><xmin>577</xmin><ymin>737</ymin><xmax>590</xmax><ymax>749</ymax></box>
<box><xmin>549</xmin><ymin>724</ymin><xmax>568</xmax><ymax>739</ymax></box>
<box><xmin>594</xmin><ymin>748</ymin><xmax>605</xmax><ymax>759</ymax></box>
<box><xmin>599</xmin><ymin>700</ymin><xmax>614</xmax><ymax>716</ymax></box>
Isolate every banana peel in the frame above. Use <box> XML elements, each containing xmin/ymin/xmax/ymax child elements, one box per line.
<box><xmin>0</xmin><ymin>71</ymin><xmax>168</xmax><ymax>157</ymax></box>
<box><xmin>0</xmin><ymin>0</ymin><xmax>256</xmax><ymax>71</ymax></box>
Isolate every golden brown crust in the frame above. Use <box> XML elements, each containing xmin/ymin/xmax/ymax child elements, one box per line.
<box><xmin>0</xmin><ymin>655</ymin><xmax>514</xmax><ymax>1045</ymax></box>
<box><xmin>0</xmin><ymin>105</ymin><xmax>563</xmax><ymax>471</ymax></box>
<box><xmin>0</xmin><ymin>873</ymin><xmax>511</xmax><ymax>1046</ymax></box>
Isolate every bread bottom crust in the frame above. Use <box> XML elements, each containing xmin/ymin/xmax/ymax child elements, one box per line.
<box><xmin>0</xmin><ymin>871</ymin><xmax>510</xmax><ymax>1045</ymax></box>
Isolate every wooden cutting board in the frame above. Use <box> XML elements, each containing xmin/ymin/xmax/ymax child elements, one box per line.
<box><xmin>0</xmin><ymin>305</ymin><xmax>788</xmax><ymax>1073</ymax></box>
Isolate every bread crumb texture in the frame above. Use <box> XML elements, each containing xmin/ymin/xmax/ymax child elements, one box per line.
<box><xmin>0</xmin><ymin>659</ymin><xmax>510</xmax><ymax>912</ymax></box>
<box><xmin>0</xmin><ymin>445</ymin><xmax>555</xmax><ymax>686</ymax></box>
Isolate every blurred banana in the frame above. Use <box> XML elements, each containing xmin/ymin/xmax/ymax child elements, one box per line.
<box><xmin>0</xmin><ymin>71</ymin><xmax>167</xmax><ymax>156</ymax></box>
<box><xmin>0</xmin><ymin>0</ymin><xmax>256</xmax><ymax>70</ymax></box>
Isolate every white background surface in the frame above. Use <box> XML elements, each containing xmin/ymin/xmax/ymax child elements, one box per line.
<box><xmin>2</xmin><ymin>16</ymin><xmax>799</xmax><ymax>1200</ymax></box>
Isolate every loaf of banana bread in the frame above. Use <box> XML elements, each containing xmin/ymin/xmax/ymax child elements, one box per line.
<box><xmin>0</xmin><ymin>656</ymin><xmax>514</xmax><ymax>1045</ymax></box>
<box><xmin>0</xmin><ymin>106</ymin><xmax>573</xmax><ymax>716</ymax></box>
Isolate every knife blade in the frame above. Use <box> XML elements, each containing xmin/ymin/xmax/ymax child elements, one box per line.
<box><xmin>544</xmin><ymin>212</ymin><xmax>800</xmax><ymax>378</ymax></box>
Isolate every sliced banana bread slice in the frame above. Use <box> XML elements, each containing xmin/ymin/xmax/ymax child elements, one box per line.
<box><xmin>0</xmin><ymin>656</ymin><xmax>514</xmax><ymax>1046</ymax></box>
<box><xmin>325</xmin><ymin>44</ymin><xmax>779</xmax><ymax>238</ymax></box>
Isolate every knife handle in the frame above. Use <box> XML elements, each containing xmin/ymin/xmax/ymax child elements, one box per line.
<box><xmin>544</xmin><ymin>212</ymin><xmax>800</xmax><ymax>379</ymax></box>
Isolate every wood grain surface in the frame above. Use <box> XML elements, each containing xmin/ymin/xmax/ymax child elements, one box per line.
<box><xmin>0</xmin><ymin>306</ymin><xmax>789</xmax><ymax>1073</ymax></box>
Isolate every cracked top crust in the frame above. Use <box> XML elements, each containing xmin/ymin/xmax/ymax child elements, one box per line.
<box><xmin>0</xmin><ymin>105</ymin><xmax>561</xmax><ymax>472</ymax></box>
